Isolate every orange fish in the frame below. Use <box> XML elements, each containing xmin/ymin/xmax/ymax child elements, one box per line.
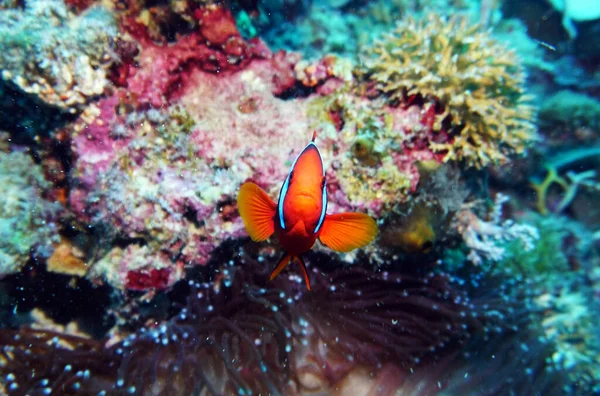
<box><xmin>237</xmin><ymin>132</ymin><xmax>378</xmax><ymax>290</ymax></box>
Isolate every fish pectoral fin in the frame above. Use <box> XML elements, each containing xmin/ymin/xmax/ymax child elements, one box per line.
<box><xmin>270</xmin><ymin>254</ymin><xmax>292</xmax><ymax>281</ymax></box>
<box><xmin>237</xmin><ymin>182</ymin><xmax>277</xmax><ymax>242</ymax></box>
<box><xmin>319</xmin><ymin>212</ymin><xmax>378</xmax><ymax>253</ymax></box>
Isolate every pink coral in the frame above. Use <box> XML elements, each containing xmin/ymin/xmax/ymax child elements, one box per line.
<box><xmin>69</xmin><ymin>58</ymin><xmax>320</xmax><ymax>291</ymax></box>
<box><xmin>67</xmin><ymin>3</ymin><xmax>448</xmax><ymax>292</ymax></box>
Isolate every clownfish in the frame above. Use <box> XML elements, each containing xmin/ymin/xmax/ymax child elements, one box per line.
<box><xmin>237</xmin><ymin>132</ymin><xmax>378</xmax><ymax>290</ymax></box>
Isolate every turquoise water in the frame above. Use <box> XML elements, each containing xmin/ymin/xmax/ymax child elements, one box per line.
<box><xmin>0</xmin><ymin>0</ymin><xmax>599</xmax><ymax>394</ymax></box>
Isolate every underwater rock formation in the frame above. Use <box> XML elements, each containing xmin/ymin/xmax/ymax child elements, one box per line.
<box><xmin>61</xmin><ymin>9</ymin><xmax>550</xmax><ymax>291</ymax></box>
<box><xmin>0</xmin><ymin>151</ymin><xmax>62</xmax><ymax>277</ymax></box>
<box><xmin>539</xmin><ymin>90</ymin><xmax>600</xmax><ymax>147</ymax></box>
<box><xmin>0</xmin><ymin>0</ymin><xmax>117</xmax><ymax>113</ymax></box>
<box><xmin>68</xmin><ymin>59</ymin><xmax>317</xmax><ymax>290</ymax></box>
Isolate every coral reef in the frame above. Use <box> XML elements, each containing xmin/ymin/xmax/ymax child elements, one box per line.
<box><xmin>258</xmin><ymin>0</ymin><xmax>477</xmax><ymax>60</ymax></box>
<box><xmin>305</xmin><ymin>89</ymin><xmax>434</xmax><ymax>216</ymax></box>
<box><xmin>359</xmin><ymin>14</ymin><xmax>536</xmax><ymax>168</ymax></box>
<box><xmin>454</xmin><ymin>194</ymin><xmax>539</xmax><ymax>265</ymax></box>
<box><xmin>0</xmin><ymin>151</ymin><xmax>61</xmax><ymax>276</ymax></box>
<box><xmin>60</xmin><ymin>9</ymin><xmax>546</xmax><ymax>293</ymax></box>
<box><xmin>498</xmin><ymin>212</ymin><xmax>596</xmax><ymax>276</ymax></box>
<box><xmin>533</xmin><ymin>273</ymin><xmax>600</xmax><ymax>389</ymax></box>
<box><xmin>68</xmin><ymin>58</ymin><xmax>319</xmax><ymax>290</ymax></box>
<box><xmin>0</xmin><ymin>0</ymin><xmax>117</xmax><ymax>113</ymax></box>
<box><xmin>0</xmin><ymin>0</ymin><xmax>599</xmax><ymax>394</ymax></box>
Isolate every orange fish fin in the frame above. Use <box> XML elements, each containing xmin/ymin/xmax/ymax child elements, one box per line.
<box><xmin>319</xmin><ymin>212</ymin><xmax>378</xmax><ymax>253</ymax></box>
<box><xmin>295</xmin><ymin>255</ymin><xmax>311</xmax><ymax>291</ymax></box>
<box><xmin>270</xmin><ymin>254</ymin><xmax>292</xmax><ymax>281</ymax></box>
<box><xmin>237</xmin><ymin>182</ymin><xmax>276</xmax><ymax>242</ymax></box>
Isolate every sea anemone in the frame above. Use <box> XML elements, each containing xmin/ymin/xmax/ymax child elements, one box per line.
<box><xmin>0</xmin><ymin>245</ymin><xmax>501</xmax><ymax>395</ymax></box>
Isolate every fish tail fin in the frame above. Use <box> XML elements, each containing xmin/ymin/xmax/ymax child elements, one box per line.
<box><xmin>319</xmin><ymin>212</ymin><xmax>378</xmax><ymax>253</ymax></box>
<box><xmin>237</xmin><ymin>182</ymin><xmax>277</xmax><ymax>242</ymax></box>
<box><xmin>269</xmin><ymin>254</ymin><xmax>312</xmax><ymax>290</ymax></box>
<box><xmin>270</xmin><ymin>253</ymin><xmax>292</xmax><ymax>282</ymax></box>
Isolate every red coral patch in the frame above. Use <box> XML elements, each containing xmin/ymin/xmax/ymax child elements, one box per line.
<box><xmin>126</xmin><ymin>268</ymin><xmax>172</xmax><ymax>291</ymax></box>
<box><xmin>194</xmin><ymin>5</ymin><xmax>240</xmax><ymax>46</ymax></box>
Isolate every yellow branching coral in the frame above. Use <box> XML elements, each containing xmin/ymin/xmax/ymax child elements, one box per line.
<box><xmin>359</xmin><ymin>14</ymin><xmax>536</xmax><ymax>168</ymax></box>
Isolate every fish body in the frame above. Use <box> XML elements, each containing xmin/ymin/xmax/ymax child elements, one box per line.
<box><xmin>237</xmin><ymin>133</ymin><xmax>378</xmax><ymax>290</ymax></box>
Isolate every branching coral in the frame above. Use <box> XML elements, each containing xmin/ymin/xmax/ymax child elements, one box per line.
<box><xmin>359</xmin><ymin>13</ymin><xmax>536</xmax><ymax>168</ymax></box>
<box><xmin>0</xmin><ymin>151</ymin><xmax>61</xmax><ymax>276</ymax></box>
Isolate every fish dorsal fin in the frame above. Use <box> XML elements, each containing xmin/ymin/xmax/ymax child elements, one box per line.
<box><xmin>237</xmin><ymin>182</ymin><xmax>277</xmax><ymax>242</ymax></box>
<box><xmin>319</xmin><ymin>212</ymin><xmax>378</xmax><ymax>252</ymax></box>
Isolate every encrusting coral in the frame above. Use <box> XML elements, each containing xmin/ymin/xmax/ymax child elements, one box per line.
<box><xmin>359</xmin><ymin>13</ymin><xmax>536</xmax><ymax>168</ymax></box>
